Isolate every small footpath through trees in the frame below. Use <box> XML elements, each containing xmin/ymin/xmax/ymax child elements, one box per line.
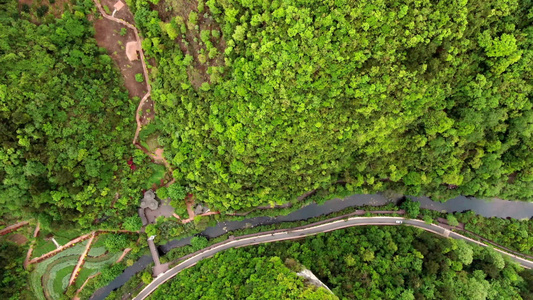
<box><xmin>93</xmin><ymin>0</ymin><xmax>202</xmax><ymax>222</ymax></box>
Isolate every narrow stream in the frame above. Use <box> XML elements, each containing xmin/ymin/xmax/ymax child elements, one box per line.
<box><xmin>91</xmin><ymin>194</ymin><xmax>533</xmax><ymax>299</ymax></box>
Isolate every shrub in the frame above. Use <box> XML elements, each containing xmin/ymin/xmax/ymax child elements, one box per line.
<box><xmin>36</xmin><ymin>5</ymin><xmax>49</xmax><ymax>17</ymax></box>
<box><xmin>156</xmin><ymin>187</ymin><xmax>169</xmax><ymax>199</ymax></box>
<box><xmin>123</xmin><ymin>216</ymin><xmax>143</xmax><ymax>232</ymax></box>
<box><xmin>200</xmin><ymin>82</ymin><xmax>210</xmax><ymax>91</ymax></box>
<box><xmin>190</xmin><ymin>236</ymin><xmax>208</xmax><ymax>251</ymax></box>
<box><xmin>188</xmin><ymin>11</ymin><xmax>197</xmax><ymax>25</ymax></box>
<box><xmin>447</xmin><ymin>215</ymin><xmax>459</xmax><ymax>227</ymax></box>
<box><xmin>141</xmin><ymin>271</ymin><xmax>152</xmax><ymax>284</ymax></box>
<box><xmin>104</xmin><ymin>234</ymin><xmax>129</xmax><ymax>253</ymax></box>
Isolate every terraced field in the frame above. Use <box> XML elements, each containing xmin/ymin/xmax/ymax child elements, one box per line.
<box><xmin>30</xmin><ymin>233</ymin><xmax>124</xmax><ymax>299</ymax></box>
<box><xmin>76</xmin><ymin>251</ymin><xmax>122</xmax><ymax>289</ymax></box>
<box><xmin>88</xmin><ymin>245</ymin><xmax>107</xmax><ymax>257</ymax></box>
<box><xmin>30</xmin><ymin>241</ymin><xmax>88</xmax><ymax>300</ymax></box>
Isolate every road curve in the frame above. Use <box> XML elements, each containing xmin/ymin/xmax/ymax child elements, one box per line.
<box><xmin>135</xmin><ymin>216</ymin><xmax>533</xmax><ymax>300</ymax></box>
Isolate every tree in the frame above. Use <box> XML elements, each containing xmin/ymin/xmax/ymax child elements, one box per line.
<box><xmin>193</xmin><ymin>216</ymin><xmax>209</xmax><ymax>231</ymax></box>
<box><xmin>0</xmin><ymin>4</ymin><xmax>151</xmax><ymax>230</ymax></box>
<box><xmin>190</xmin><ymin>236</ymin><xmax>208</xmax><ymax>251</ymax></box>
<box><xmin>164</xmin><ymin>23</ymin><xmax>178</xmax><ymax>40</ymax></box>
<box><xmin>132</xmin><ymin>0</ymin><xmax>533</xmax><ymax>214</ymax></box>
<box><xmin>0</xmin><ymin>242</ymin><xmax>29</xmax><ymax>298</ymax></box>
<box><xmin>402</xmin><ymin>200</ymin><xmax>421</xmax><ymax>219</ymax></box>
<box><xmin>454</xmin><ymin>240</ymin><xmax>473</xmax><ymax>265</ymax></box>
<box><xmin>423</xmin><ymin>215</ymin><xmax>433</xmax><ymax>224</ymax></box>
<box><xmin>232</xmin><ymin>25</ymin><xmax>246</xmax><ymax>41</ymax></box>
<box><xmin>123</xmin><ymin>216</ymin><xmax>143</xmax><ymax>232</ymax></box>
<box><xmin>141</xmin><ymin>271</ymin><xmax>152</xmax><ymax>284</ymax></box>
<box><xmin>145</xmin><ymin>224</ymin><xmax>157</xmax><ymax>237</ymax></box>
<box><xmin>446</xmin><ymin>215</ymin><xmax>459</xmax><ymax>227</ymax></box>
<box><xmin>188</xmin><ymin>11</ymin><xmax>198</xmax><ymax>25</ymax></box>
<box><xmin>156</xmin><ymin>187</ymin><xmax>169</xmax><ymax>199</ymax></box>
<box><xmin>99</xmin><ymin>264</ymin><xmax>125</xmax><ymax>287</ymax></box>
<box><xmin>104</xmin><ymin>234</ymin><xmax>129</xmax><ymax>252</ymax></box>
<box><xmin>147</xmin><ymin>226</ymin><xmax>532</xmax><ymax>299</ymax></box>
<box><xmin>200</xmin><ymin>30</ymin><xmax>211</xmax><ymax>43</ymax></box>
<box><xmin>168</xmin><ymin>183</ymin><xmax>186</xmax><ymax>205</ymax></box>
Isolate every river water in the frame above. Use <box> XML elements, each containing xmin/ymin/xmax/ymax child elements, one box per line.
<box><xmin>91</xmin><ymin>194</ymin><xmax>533</xmax><ymax>299</ymax></box>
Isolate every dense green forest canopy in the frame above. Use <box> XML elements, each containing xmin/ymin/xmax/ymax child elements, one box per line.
<box><xmin>131</xmin><ymin>0</ymin><xmax>533</xmax><ymax>211</ymax></box>
<box><xmin>0</xmin><ymin>0</ymin><xmax>152</xmax><ymax>227</ymax></box>
<box><xmin>0</xmin><ymin>238</ymin><xmax>30</xmax><ymax>299</ymax></box>
<box><xmin>150</xmin><ymin>226</ymin><xmax>533</xmax><ymax>299</ymax></box>
<box><xmin>149</xmin><ymin>247</ymin><xmax>336</xmax><ymax>299</ymax></box>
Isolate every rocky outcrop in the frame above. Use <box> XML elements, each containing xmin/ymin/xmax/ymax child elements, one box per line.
<box><xmin>296</xmin><ymin>268</ymin><xmax>334</xmax><ymax>294</ymax></box>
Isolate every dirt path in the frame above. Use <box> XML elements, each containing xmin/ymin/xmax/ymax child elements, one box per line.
<box><xmin>182</xmin><ymin>211</ymin><xmax>220</xmax><ymax>224</ymax></box>
<box><xmin>178</xmin><ymin>197</ymin><xmax>220</xmax><ymax>223</ymax></box>
<box><xmin>73</xmin><ymin>273</ymin><xmax>101</xmax><ymax>300</ymax></box>
<box><xmin>27</xmin><ymin>229</ymin><xmax>137</xmax><ymax>266</ymax></box>
<box><xmin>0</xmin><ymin>220</ymin><xmax>30</xmax><ymax>236</ymax></box>
<box><xmin>24</xmin><ymin>222</ymin><xmax>40</xmax><ymax>269</ymax></box>
<box><xmin>92</xmin><ymin>0</ymin><xmax>151</xmax><ymax>145</ymax></box>
<box><xmin>92</xmin><ymin>0</ymin><xmax>218</xmax><ymax>219</ymax></box>
<box><xmin>134</xmin><ymin>143</ymin><xmax>172</xmax><ymax>172</ymax></box>
<box><xmin>29</xmin><ymin>232</ymin><xmax>94</xmax><ymax>265</ymax></box>
<box><xmin>94</xmin><ymin>0</ymin><xmax>175</xmax><ymax>186</ymax></box>
<box><xmin>185</xmin><ymin>197</ymin><xmax>195</xmax><ymax>220</ymax></box>
<box><xmin>33</xmin><ymin>222</ymin><xmax>40</xmax><ymax>238</ymax></box>
<box><xmin>69</xmin><ymin>233</ymin><xmax>95</xmax><ymax>286</ymax></box>
<box><xmin>116</xmin><ymin>247</ymin><xmax>132</xmax><ymax>263</ymax></box>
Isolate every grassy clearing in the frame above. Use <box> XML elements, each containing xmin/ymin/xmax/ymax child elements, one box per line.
<box><xmin>92</xmin><ymin>234</ymin><xmax>108</xmax><ymax>248</ymax></box>
<box><xmin>145</xmin><ymin>163</ymin><xmax>166</xmax><ymax>189</ymax></box>
<box><xmin>54</xmin><ymin>236</ymin><xmax>70</xmax><ymax>245</ymax></box>
<box><xmin>39</xmin><ymin>227</ymin><xmax>83</xmax><ymax>240</ymax></box>
<box><xmin>145</xmin><ymin>134</ymin><xmax>160</xmax><ymax>151</ymax></box>
<box><xmin>32</xmin><ymin>240</ymin><xmax>57</xmax><ymax>258</ymax></box>
<box><xmin>139</xmin><ymin>121</ymin><xmax>163</xmax><ymax>152</ymax></box>
<box><xmin>33</xmin><ymin>227</ymin><xmax>86</xmax><ymax>259</ymax></box>
<box><xmin>139</xmin><ymin>122</ymin><xmax>162</xmax><ymax>141</ymax></box>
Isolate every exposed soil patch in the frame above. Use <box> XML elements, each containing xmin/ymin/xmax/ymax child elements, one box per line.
<box><xmin>93</xmin><ymin>17</ymin><xmax>147</xmax><ymax>99</ymax></box>
<box><xmin>100</xmin><ymin>0</ymin><xmax>135</xmax><ymax>24</ymax></box>
<box><xmin>151</xmin><ymin>0</ymin><xmax>226</xmax><ymax>89</ymax></box>
<box><xmin>150</xmin><ymin>0</ymin><xmax>174</xmax><ymax>22</ymax></box>
<box><xmin>18</xmin><ymin>0</ymin><xmax>71</xmax><ymax>21</ymax></box>
<box><xmin>508</xmin><ymin>172</ymin><xmax>518</xmax><ymax>184</ymax></box>
<box><xmin>8</xmin><ymin>233</ymin><xmax>29</xmax><ymax>245</ymax></box>
<box><xmin>139</xmin><ymin>97</ymin><xmax>155</xmax><ymax>125</ymax></box>
<box><xmin>153</xmin><ymin>148</ymin><xmax>165</xmax><ymax>161</ymax></box>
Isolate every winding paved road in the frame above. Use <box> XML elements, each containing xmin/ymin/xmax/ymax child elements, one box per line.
<box><xmin>134</xmin><ymin>216</ymin><xmax>533</xmax><ymax>299</ymax></box>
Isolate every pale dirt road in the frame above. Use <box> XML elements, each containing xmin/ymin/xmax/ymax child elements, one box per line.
<box><xmin>134</xmin><ymin>216</ymin><xmax>533</xmax><ymax>299</ymax></box>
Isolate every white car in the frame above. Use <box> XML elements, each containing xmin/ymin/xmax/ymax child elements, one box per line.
<box><xmin>395</xmin><ymin>220</ymin><xmax>403</xmax><ymax>224</ymax></box>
